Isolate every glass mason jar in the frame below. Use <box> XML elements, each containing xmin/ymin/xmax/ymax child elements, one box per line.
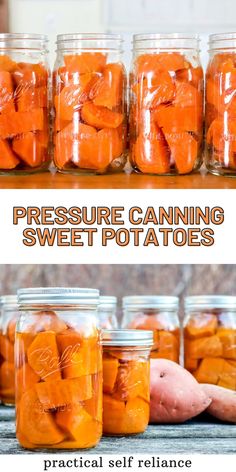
<box><xmin>53</xmin><ymin>34</ymin><xmax>127</xmax><ymax>174</ymax></box>
<box><xmin>122</xmin><ymin>296</ymin><xmax>180</xmax><ymax>362</ymax></box>
<box><xmin>0</xmin><ymin>295</ymin><xmax>18</xmax><ymax>405</ymax></box>
<box><xmin>15</xmin><ymin>287</ymin><xmax>102</xmax><ymax>450</ymax></box>
<box><xmin>0</xmin><ymin>34</ymin><xmax>50</xmax><ymax>175</ymax></box>
<box><xmin>102</xmin><ymin>329</ymin><xmax>153</xmax><ymax>435</ymax></box>
<box><xmin>97</xmin><ymin>296</ymin><xmax>118</xmax><ymax>329</ymax></box>
<box><xmin>130</xmin><ymin>34</ymin><xmax>203</xmax><ymax>175</ymax></box>
<box><xmin>184</xmin><ymin>296</ymin><xmax>236</xmax><ymax>390</ymax></box>
<box><xmin>206</xmin><ymin>33</ymin><xmax>236</xmax><ymax>175</ymax></box>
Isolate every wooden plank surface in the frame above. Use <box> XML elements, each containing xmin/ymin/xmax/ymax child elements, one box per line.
<box><xmin>1</xmin><ymin>407</ymin><xmax>235</xmax><ymax>455</ymax></box>
<box><xmin>0</xmin><ymin>170</ymin><xmax>236</xmax><ymax>190</ymax></box>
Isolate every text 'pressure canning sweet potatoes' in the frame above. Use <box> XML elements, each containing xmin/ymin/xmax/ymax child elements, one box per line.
<box><xmin>102</xmin><ymin>348</ymin><xmax>150</xmax><ymax>435</ymax></box>
<box><xmin>130</xmin><ymin>52</ymin><xmax>203</xmax><ymax>175</ymax></box>
<box><xmin>0</xmin><ymin>55</ymin><xmax>49</xmax><ymax>172</ymax></box>
<box><xmin>53</xmin><ymin>53</ymin><xmax>127</xmax><ymax>173</ymax></box>
<box><xmin>15</xmin><ymin>310</ymin><xmax>102</xmax><ymax>449</ymax></box>
<box><xmin>206</xmin><ymin>53</ymin><xmax>236</xmax><ymax>173</ymax></box>
<box><xmin>184</xmin><ymin>314</ymin><xmax>236</xmax><ymax>390</ymax></box>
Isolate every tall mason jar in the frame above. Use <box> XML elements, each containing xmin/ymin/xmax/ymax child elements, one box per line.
<box><xmin>53</xmin><ymin>34</ymin><xmax>127</xmax><ymax>174</ymax></box>
<box><xmin>206</xmin><ymin>33</ymin><xmax>236</xmax><ymax>175</ymax></box>
<box><xmin>130</xmin><ymin>34</ymin><xmax>203</xmax><ymax>175</ymax></box>
<box><xmin>98</xmin><ymin>296</ymin><xmax>118</xmax><ymax>329</ymax></box>
<box><xmin>184</xmin><ymin>296</ymin><xmax>236</xmax><ymax>390</ymax></box>
<box><xmin>0</xmin><ymin>34</ymin><xmax>50</xmax><ymax>174</ymax></box>
<box><xmin>15</xmin><ymin>288</ymin><xmax>102</xmax><ymax>450</ymax></box>
<box><xmin>102</xmin><ymin>329</ymin><xmax>153</xmax><ymax>435</ymax></box>
<box><xmin>0</xmin><ymin>295</ymin><xmax>18</xmax><ymax>405</ymax></box>
<box><xmin>122</xmin><ymin>296</ymin><xmax>180</xmax><ymax>362</ymax></box>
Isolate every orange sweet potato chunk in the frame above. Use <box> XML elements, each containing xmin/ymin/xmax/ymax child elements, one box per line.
<box><xmin>64</xmin><ymin>53</ymin><xmax>106</xmax><ymax>74</ymax></box>
<box><xmin>185</xmin><ymin>314</ymin><xmax>218</xmax><ymax>340</ymax></box>
<box><xmin>55</xmin><ymin>122</ymin><xmax>96</xmax><ymax>169</ymax></box>
<box><xmin>36</xmin><ymin>376</ymin><xmax>92</xmax><ymax>409</ymax></box>
<box><xmin>55</xmin><ymin>403</ymin><xmax>101</xmax><ymax>446</ymax></box>
<box><xmin>122</xmin><ymin>397</ymin><xmax>149</xmax><ymax>434</ymax></box>
<box><xmin>0</xmin><ymin>361</ymin><xmax>15</xmax><ymax>391</ymax></box>
<box><xmin>194</xmin><ymin>357</ymin><xmax>225</xmax><ymax>384</ymax></box>
<box><xmin>27</xmin><ymin>331</ymin><xmax>61</xmax><ymax>381</ymax></box>
<box><xmin>16</xmin><ymin>363</ymin><xmax>40</xmax><ymax>399</ymax></box>
<box><xmin>218</xmin><ymin>360</ymin><xmax>236</xmax><ymax>390</ymax></box>
<box><xmin>206</xmin><ymin>118</ymin><xmax>236</xmax><ymax>153</ymax></box>
<box><xmin>0</xmin><ymin>109</ymin><xmax>44</xmax><ymax>139</ymax></box>
<box><xmin>12</xmin><ymin>132</ymin><xmax>45</xmax><ymax>168</ymax></box>
<box><xmin>18</xmin><ymin>388</ymin><xmax>65</xmax><ymax>445</ymax></box>
<box><xmin>0</xmin><ymin>334</ymin><xmax>14</xmax><ymax>362</ymax></box>
<box><xmin>16</xmin><ymin>86</ymin><xmax>47</xmax><ymax>112</ymax></box>
<box><xmin>0</xmin><ymin>139</ymin><xmax>20</xmax><ymax>170</ymax></box>
<box><xmin>103</xmin><ymin>356</ymin><xmax>119</xmax><ymax>394</ymax></box>
<box><xmin>92</xmin><ymin>63</ymin><xmax>124</xmax><ymax>109</ymax></box>
<box><xmin>0</xmin><ymin>71</ymin><xmax>15</xmax><ymax>113</ymax></box>
<box><xmin>58</xmin><ymin>334</ymin><xmax>101</xmax><ymax>379</ymax></box>
<box><xmin>163</xmin><ymin>130</ymin><xmax>198</xmax><ymax>174</ymax></box>
<box><xmin>217</xmin><ymin>328</ymin><xmax>236</xmax><ymax>359</ymax></box>
<box><xmin>134</xmin><ymin>124</ymin><xmax>170</xmax><ymax>174</ymax></box>
<box><xmin>103</xmin><ymin>394</ymin><xmax>126</xmax><ymax>434</ymax></box>
<box><xmin>155</xmin><ymin>331</ymin><xmax>179</xmax><ymax>362</ymax></box>
<box><xmin>77</xmin><ymin>127</ymin><xmax>123</xmax><ymax>169</ymax></box>
<box><xmin>136</xmin><ymin>53</ymin><xmax>187</xmax><ymax>75</ymax></box>
<box><xmin>0</xmin><ymin>55</ymin><xmax>18</xmax><ymax>72</ymax></box>
<box><xmin>113</xmin><ymin>360</ymin><xmax>148</xmax><ymax>401</ymax></box>
<box><xmin>7</xmin><ymin>318</ymin><xmax>17</xmax><ymax>344</ymax></box>
<box><xmin>154</xmin><ymin>104</ymin><xmax>200</xmax><ymax>134</ymax></box>
<box><xmin>81</xmin><ymin>102</ymin><xmax>123</xmax><ymax>129</ymax></box>
<box><xmin>185</xmin><ymin>335</ymin><xmax>223</xmax><ymax>359</ymax></box>
<box><xmin>173</xmin><ymin>81</ymin><xmax>202</xmax><ymax>108</ymax></box>
<box><xmin>176</xmin><ymin>66</ymin><xmax>203</xmax><ymax>89</ymax></box>
<box><xmin>13</xmin><ymin>63</ymin><xmax>48</xmax><ymax>87</ymax></box>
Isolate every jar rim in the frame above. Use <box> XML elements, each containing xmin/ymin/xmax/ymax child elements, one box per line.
<box><xmin>133</xmin><ymin>33</ymin><xmax>200</xmax><ymax>42</ymax></box>
<box><xmin>17</xmin><ymin>287</ymin><xmax>100</xmax><ymax>307</ymax></box>
<box><xmin>122</xmin><ymin>295</ymin><xmax>179</xmax><ymax>311</ymax></box>
<box><xmin>57</xmin><ymin>33</ymin><xmax>123</xmax><ymax>43</ymax></box>
<box><xmin>102</xmin><ymin>329</ymin><xmax>153</xmax><ymax>347</ymax></box>
<box><xmin>99</xmin><ymin>296</ymin><xmax>117</xmax><ymax>308</ymax></box>
<box><xmin>133</xmin><ymin>33</ymin><xmax>200</xmax><ymax>52</ymax></box>
<box><xmin>208</xmin><ymin>32</ymin><xmax>236</xmax><ymax>51</ymax></box>
<box><xmin>185</xmin><ymin>295</ymin><xmax>236</xmax><ymax>310</ymax></box>
<box><xmin>0</xmin><ymin>33</ymin><xmax>49</xmax><ymax>51</ymax></box>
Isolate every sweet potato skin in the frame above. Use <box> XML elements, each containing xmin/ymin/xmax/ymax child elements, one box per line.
<box><xmin>150</xmin><ymin>359</ymin><xmax>211</xmax><ymax>423</ymax></box>
<box><xmin>202</xmin><ymin>383</ymin><xmax>236</xmax><ymax>423</ymax></box>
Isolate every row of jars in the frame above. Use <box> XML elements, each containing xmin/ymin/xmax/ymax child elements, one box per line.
<box><xmin>1</xmin><ymin>32</ymin><xmax>236</xmax><ymax>177</ymax></box>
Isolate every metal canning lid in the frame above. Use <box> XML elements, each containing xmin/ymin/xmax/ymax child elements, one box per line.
<box><xmin>99</xmin><ymin>296</ymin><xmax>117</xmax><ymax>309</ymax></box>
<box><xmin>122</xmin><ymin>296</ymin><xmax>179</xmax><ymax>311</ymax></box>
<box><xmin>17</xmin><ymin>287</ymin><xmax>100</xmax><ymax>307</ymax></box>
<box><xmin>185</xmin><ymin>296</ymin><xmax>236</xmax><ymax>311</ymax></box>
<box><xmin>102</xmin><ymin>329</ymin><xmax>154</xmax><ymax>347</ymax></box>
<box><xmin>0</xmin><ymin>295</ymin><xmax>18</xmax><ymax>306</ymax></box>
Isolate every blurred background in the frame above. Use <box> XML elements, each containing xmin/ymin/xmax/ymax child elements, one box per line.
<box><xmin>1</xmin><ymin>0</ymin><xmax>236</xmax><ymax>68</ymax></box>
<box><xmin>0</xmin><ymin>264</ymin><xmax>235</xmax><ymax>320</ymax></box>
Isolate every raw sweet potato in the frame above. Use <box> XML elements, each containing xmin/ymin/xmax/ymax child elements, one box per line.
<box><xmin>184</xmin><ymin>314</ymin><xmax>218</xmax><ymax>339</ymax></box>
<box><xmin>36</xmin><ymin>376</ymin><xmax>92</xmax><ymax>409</ymax></box>
<box><xmin>92</xmin><ymin>63</ymin><xmax>124</xmax><ymax>109</ymax></box>
<box><xmin>0</xmin><ymin>109</ymin><xmax>44</xmax><ymax>139</ymax></box>
<box><xmin>150</xmin><ymin>359</ymin><xmax>211</xmax><ymax>423</ymax></box>
<box><xmin>133</xmin><ymin>123</ymin><xmax>170</xmax><ymax>174</ymax></box>
<box><xmin>185</xmin><ymin>335</ymin><xmax>223</xmax><ymax>359</ymax></box>
<box><xmin>12</xmin><ymin>132</ymin><xmax>46</xmax><ymax>168</ymax></box>
<box><xmin>27</xmin><ymin>331</ymin><xmax>61</xmax><ymax>381</ymax></box>
<box><xmin>64</xmin><ymin>53</ymin><xmax>106</xmax><ymax>74</ymax></box>
<box><xmin>81</xmin><ymin>102</ymin><xmax>123</xmax><ymax>129</ymax></box>
<box><xmin>202</xmin><ymin>384</ymin><xmax>236</xmax><ymax>423</ymax></box>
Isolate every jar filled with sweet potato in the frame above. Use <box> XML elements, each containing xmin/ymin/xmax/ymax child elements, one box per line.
<box><xmin>15</xmin><ymin>288</ymin><xmax>102</xmax><ymax>450</ymax></box>
<box><xmin>0</xmin><ymin>34</ymin><xmax>50</xmax><ymax>174</ymax></box>
<box><xmin>184</xmin><ymin>296</ymin><xmax>236</xmax><ymax>390</ymax></box>
<box><xmin>53</xmin><ymin>34</ymin><xmax>127</xmax><ymax>174</ymax></box>
<box><xmin>97</xmin><ymin>296</ymin><xmax>118</xmax><ymax>329</ymax></box>
<box><xmin>0</xmin><ymin>295</ymin><xmax>19</xmax><ymax>405</ymax></box>
<box><xmin>122</xmin><ymin>296</ymin><xmax>180</xmax><ymax>363</ymax></box>
<box><xmin>206</xmin><ymin>33</ymin><xmax>236</xmax><ymax>175</ymax></box>
<box><xmin>102</xmin><ymin>329</ymin><xmax>153</xmax><ymax>435</ymax></box>
<box><xmin>130</xmin><ymin>34</ymin><xmax>203</xmax><ymax>175</ymax></box>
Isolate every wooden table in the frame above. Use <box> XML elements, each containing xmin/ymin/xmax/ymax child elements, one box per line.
<box><xmin>1</xmin><ymin>406</ymin><xmax>235</xmax><ymax>454</ymax></box>
<box><xmin>0</xmin><ymin>170</ymin><xmax>236</xmax><ymax>189</ymax></box>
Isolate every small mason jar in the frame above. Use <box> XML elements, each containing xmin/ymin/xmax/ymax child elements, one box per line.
<box><xmin>122</xmin><ymin>296</ymin><xmax>180</xmax><ymax>363</ymax></box>
<box><xmin>102</xmin><ymin>329</ymin><xmax>153</xmax><ymax>435</ymax></box>
<box><xmin>97</xmin><ymin>296</ymin><xmax>118</xmax><ymax>329</ymax></box>
<box><xmin>184</xmin><ymin>296</ymin><xmax>236</xmax><ymax>390</ymax></box>
<box><xmin>53</xmin><ymin>34</ymin><xmax>127</xmax><ymax>174</ymax></box>
<box><xmin>130</xmin><ymin>34</ymin><xmax>203</xmax><ymax>175</ymax></box>
<box><xmin>0</xmin><ymin>295</ymin><xmax>18</xmax><ymax>406</ymax></box>
<box><xmin>0</xmin><ymin>34</ymin><xmax>50</xmax><ymax>174</ymax></box>
<box><xmin>15</xmin><ymin>287</ymin><xmax>102</xmax><ymax>450</ymax></box>
<box><xmin>206</xmin><ymin>33</ymin><xmax>236</xmax><ymax>175</ymax></box>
